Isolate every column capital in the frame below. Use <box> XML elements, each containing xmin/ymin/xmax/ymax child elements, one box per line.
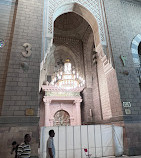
<box><xmin>43</xmin><ymin>99</ymin><xmax>51</xmax><ymax>105</ymax></box>
<box><xmin>73</xmin><ymin>99</ymin><xmax>82</xmax><ymax>105</ymax></box>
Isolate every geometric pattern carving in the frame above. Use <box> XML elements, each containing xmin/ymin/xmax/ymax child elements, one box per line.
<box><xmin>47</xmin><ymin>0</ymin><xmax>106</xmax><ymax>42</ymax></box>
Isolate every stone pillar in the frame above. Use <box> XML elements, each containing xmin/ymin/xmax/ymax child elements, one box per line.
<box><xmin>74</xmin><ymin>99</ymin><xmax>82</xmax><ymax>125</ymax></box>
<box><xmin>82</xmin><ymin>88</ymin><xmax>94</xmax><ymax>123</ymax></box>
<box><xmin>70</xmin><ymin>117</ymin><xmax>74</xmax><ymax>126</ymax></box>
<box><xmin>44</xmin><ymin>99</ymin><xmax>51</xmax><ymax>127</ymax></box>
<box><xmin>49</xmin><ymin>118</ymin><xmax>54</xmax><ymax>126</ymax></box>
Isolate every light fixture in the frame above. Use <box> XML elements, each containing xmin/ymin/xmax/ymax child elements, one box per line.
<box><xmin>51</xmin><ymin>59</ymin><xmax>85</xmax><ymax>89</ymax></box>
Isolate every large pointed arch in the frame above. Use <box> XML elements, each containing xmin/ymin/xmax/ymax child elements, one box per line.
<box><xmin>41</xmin><ymin>0</ymin><xmax>106</xmax><ymax>70</ymax></box>
<box><xmin>53</xmin><ymin>3</ymin><xmax>101</xmax><ymax>47</ymax></box>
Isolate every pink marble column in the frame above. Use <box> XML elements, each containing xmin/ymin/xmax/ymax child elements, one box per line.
<box><xmin>44</xmin><ymin>99</ymin><xmax>51</xmax><ymax>127</ymax></box>
<box><xmin>74</xmin><ymin>99</ymin><xmax>82</xmax><ymax>125</ymax></box>
<box><xmin>70</xmin><ymin>117</ymin><xmax>74</xmax><ymax>126</ymax></box>
<box><xmin>49</xmin><ymin>118</ymin><xmax>54</xmax><ymax>126</ymax></box>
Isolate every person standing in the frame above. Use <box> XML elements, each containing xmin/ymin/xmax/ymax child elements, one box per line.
<box><xmin>11</xmin><ymin>141</ymin><xmax>19</xmax><ymax>158</ymax></box>
<box><xmin>46</xmin><ymin>130</ymin><xmax>55</xmax><ymax>158</ymax></box>
<box><xmin>17</xmin><ymin>134</ymin><xmax>31</xmax><ymax>158</ymax></box>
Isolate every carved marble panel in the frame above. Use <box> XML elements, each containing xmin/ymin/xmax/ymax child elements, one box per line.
<box><xmin>54</xmin><ymin>110</ymin><xmax>70</xmax><ymax>126</ymax></box>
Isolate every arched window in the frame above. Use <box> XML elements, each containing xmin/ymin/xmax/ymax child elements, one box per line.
<box><xmin>131</xmin><ymin>34</ymin><xmax>141</xmax><ymax>90</ymax></box>
<box><xmin>54</xmin><ymin>110</ymin><xmax>70</xmax><ymax>126</ymax></box>
<box><xmin>131</xmin><ymin>34</ymin><xmax>141</xmax><ymax>67</ymax></box>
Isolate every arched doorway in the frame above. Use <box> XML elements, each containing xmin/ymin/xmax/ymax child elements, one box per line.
<box><xmin>54</xmin><ymin>110</ymin><xmax>70</xmax><ymax>126</ymax></box>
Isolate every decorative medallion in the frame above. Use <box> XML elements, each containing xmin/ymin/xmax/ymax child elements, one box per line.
<box><xmin>0</xmin><ymin>39</ymin><xmax>5</xmax><ymax>48</ymax></box>
<box><xmin>54</xmin><ymin>110</ymin><xmax>70</xmax><ymax>126</ymax></box>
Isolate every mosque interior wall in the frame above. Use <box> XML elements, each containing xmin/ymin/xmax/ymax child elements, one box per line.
<box><xmin>0</xmin><ymin>0</ymin><xmax>141</xmax><ymax>157</ymax></box>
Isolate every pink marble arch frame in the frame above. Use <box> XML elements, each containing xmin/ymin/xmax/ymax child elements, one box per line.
<box><xmin>40</xmin><ymin>84</ymin><xmax>83</xmax><ymax>127</ymax></box>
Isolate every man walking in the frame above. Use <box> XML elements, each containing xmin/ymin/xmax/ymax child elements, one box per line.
<box><xmin>17</xmin><ymin>134</ymin><xmax>31</xmax><ymax>158</ymax></box>
<box><xmin>46</xmin><ymin>130</ymin><xmax>55</xmax><ymax>158</ymax></box>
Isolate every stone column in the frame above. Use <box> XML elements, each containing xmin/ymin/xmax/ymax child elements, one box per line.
<box><xmin>49</xmin><ymin>118</ymin><xmax>54</xmax><ymax>126</ymax></box>
<box><xmin>74</xmin><ymin>99</ymin><xmax>82</xmax><ymax>125</ymax></box>
<box><xmin>70</xmin><ymin>117</ymin><xmax>74</xmax><ymax>126</ymax></box>
<box><xmin>44</xmin><ymin>99</ymin><xmax>51</xmax><ymax>127</ymax></box>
